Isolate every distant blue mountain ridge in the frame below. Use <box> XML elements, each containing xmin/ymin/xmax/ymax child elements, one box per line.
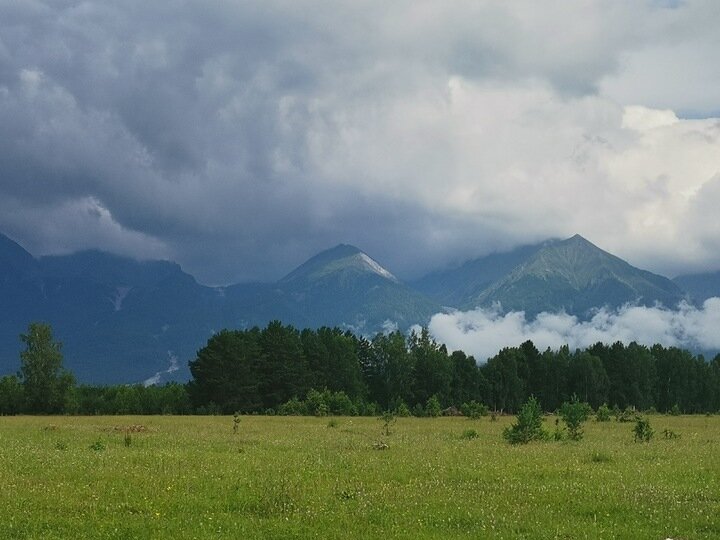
<box><xmin>0</xmin><ymin>232</ymin><xmax>715</xmax><ymax>384</ymax></box>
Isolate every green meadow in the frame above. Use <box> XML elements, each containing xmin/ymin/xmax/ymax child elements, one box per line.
<box><xmin>0</xmin><ymin>415</ymin><xmax>718</xmax><ymax>539</ymax></box>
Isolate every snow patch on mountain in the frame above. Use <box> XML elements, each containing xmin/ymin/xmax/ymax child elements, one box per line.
<box><xmin>357</xmin><ymin>253</ymin><xmax>397</xmax><ymax>281</ymax></box>
<box><xmin>112</xmin><ymin>286</ymin><xmax>132</xmax><ymax>311</ymax></box>
<box><xmin>143</xmin><ymin>351</ymin><xmax>179</xmax><ymax>386</ymax></box>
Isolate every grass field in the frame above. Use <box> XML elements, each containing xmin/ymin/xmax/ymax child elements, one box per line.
<box><xmin>0</xmin><ymin>414</ymin><xmax>718</xmax><ymax>539</ymax></box>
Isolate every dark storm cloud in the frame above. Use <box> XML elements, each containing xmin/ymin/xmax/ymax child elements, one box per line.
<box><xmin>1</xmin><ymin>1</ymin><xmax>719</xmax><ymax>284</ymax></box>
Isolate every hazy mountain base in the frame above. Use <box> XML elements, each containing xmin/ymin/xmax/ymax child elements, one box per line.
<box><xmin>0</xmin><ymin>237</ymin><xmax>438</xmax><ymax>383</ymax></box>
<box><xmin>0</xmin><ymin>232</ymin><xmax>713</xmax><ymax>384</ymax></box>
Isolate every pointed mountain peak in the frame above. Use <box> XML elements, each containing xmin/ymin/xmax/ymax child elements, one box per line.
<box><xmin>320</xmin><ymin>243</ymin><xmax>363</xmax><ymax>258</ymax></box>
<box><xmin>281</xmin><ymin>244</ymin><xmax>397</xmax><ymax>284</ymax></box>
<box><xmin>562</xmin><ymin>234</ymin><xmax>596</xmax><ymax>247</ymax></box>
<box><xmin>567</xmin><ymin>233</ymin><xmax>587</xmax><ymax>242</ymax></box>
<box><xmin>473</xmin><ymin>235</ymin><xmax>683</xmax><ymax>316</ymax></box>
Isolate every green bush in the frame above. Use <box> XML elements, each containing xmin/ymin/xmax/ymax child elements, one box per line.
<box><xmin>595</xmin><ymin>403</ymin><xmax>612</xmax><ymax>422</ymax></box>
<box><xmin>362</xmin><ymin>402</ymin><xmax>379</xmax><ymax>416</ymax></box>
<box><xmin>460</xmin><ymin>429</ymin><xmax>478</xmax><ymax>440</ymax></box>
<box><xmin>460</xmin><ymin>400</ymin><xmax>489</xmax><ymax>419</ymax></box>
<box><xmin>559</xmin><ymin>395</ymin><xmax>592</xmax><ymax>441</ymax></box>
<box><xmin>425</xmin><ymin>395</ymin><xmax>442</xmax><ymax>418</ymax></box>
<box><xmin>411</xmin><ymin>403</ymin><xmax>425</xmax><ymax>417</ymax></box>
<box><xmin>633</xmin><ymin>417</ymin><xmax>654</xmax><ymax>443</ymax></box>
<box><xmin>395</xmin><ymin>400</ymin><xmax>411</xmax><ymax>417</ymax></box>
<box><xmin>503</xmin><ymin>396</ymin><xmax>548</xmax><ymax>445</ymax></box>
<box><xmin>617</xmin><ymin>407</ymin><xmax>639</xmax><ymax>423</ymax></box>
<box><xmin>278</xmin><ymin>397</ymin><xmax>306</xmax><ymax>416</ymax></box>
<box><xmin>379</xmin><ymin>411</ymin><xmax>396</xmax><ymax>436</ymax></box>
<box><xmin>305</xmin><ymin>389</ymin><xmax>328</xmax><ymax>416</ymax></box>
<box><xmin>326</xmin><ymin>391</ymin><xmax>357</xmax><ymax>416</ymax></box>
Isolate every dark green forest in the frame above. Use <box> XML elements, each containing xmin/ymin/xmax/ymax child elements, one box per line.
<box><xmin>2</xmin><ymin>321</ymin><xmax>719</xmax><ymax>416</ymax></box>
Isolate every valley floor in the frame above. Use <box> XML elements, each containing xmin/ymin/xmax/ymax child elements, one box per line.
<box><xmin>0</xmin><ymin>415</ymin><xmax>718</xmax><ymax>539</ymax></box>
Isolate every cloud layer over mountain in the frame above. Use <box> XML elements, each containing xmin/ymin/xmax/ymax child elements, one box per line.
<box><xmin>1</xmin><ymin>1</ymin><xmax>720</xmax><ymax>284</ymax></box>
<box><xmin>428</xmin><ymin>298</ymin><xmax>720</xmax><ymax>362</ymax></box>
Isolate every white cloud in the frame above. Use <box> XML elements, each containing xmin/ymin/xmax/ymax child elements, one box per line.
<box><xmin>428</xmin><ymin>299</ymin><xmax>720</xmax><ymax>362</ymax></box>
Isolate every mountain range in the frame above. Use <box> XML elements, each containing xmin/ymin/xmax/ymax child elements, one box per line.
<box><xmin>1</xmin><ymin>232</ymin><xmax>718</xmax><ymax>384</ymax></box>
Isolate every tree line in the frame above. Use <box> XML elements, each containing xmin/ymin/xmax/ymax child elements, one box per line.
<box><xmin>0</xmin><ymin>323</ymin><xmax>190</xmax><ymax>415</ymax></box>
<box><xmin>188</xmin><ymin>321</ymin><xmax>720</xmax><ymax>415</ymax></box>
<box><xmin>1</xmin><ymin>321</ymin><xmax>719</xmax><ymax>415</ymax></box>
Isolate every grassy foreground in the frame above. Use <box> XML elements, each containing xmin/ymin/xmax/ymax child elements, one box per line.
<box><xmin>0</xmin><ymin>415</ymin><xmax>718</xmax><ymax>539</ymax></box>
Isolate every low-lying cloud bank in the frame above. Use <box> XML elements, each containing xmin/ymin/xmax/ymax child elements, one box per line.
<box><xmin>428</xmin><ymin>298</ymin><xmax>720</xmax><ymax>362</ymax></box>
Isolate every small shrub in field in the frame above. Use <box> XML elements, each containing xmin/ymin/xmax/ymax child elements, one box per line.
<box><xmin>595</xmin><ymin>403</ymin><xmax>612</xmax><ymax>422</ymax></box>
<box><xmin>89</xmin><ymin>440</ymin><xmax>105</xmax><ymax>451</ymax></box>
<box><xmin>552</xmin><ymin>418</ymin><xmax>565</xmax><ymax>441</ymax></box>
<box><xmin>305</xmin><ymin>389</ymin><xmax>327</xmax><ymax>416</ymax></box>
<box><xmin>425</xmin><ymin>395</ymin><xmax>442</xmax><ymax>418</ymax></box>
<box><xmin>460</xmin><ymin>429</ymin><xmax>478</xmax><ymax>440</ymax></box>
<box><xmin>363</xmin><ymin>402</ymin><xmax>379</xmax><ymax>416</ymax></box>
<box><xmin>461</xmin><ymin>400</ymin><xmax>489</xmax><ymax>419</ymax></box>
<box><xmin>278</xmin><ymin>397</ymin><xmax>305</xmax><ymax>416</ymax></box>
<box><xmin>559</xmin><ymin>395</ymin><xmax>592</xmax><ymax>441</ymax></box>
<box><xmin>503</xmin><ymin>396</ymin><xmax>548</xmax><ymax>445</ymax></box>
<box><xmin>490</xmin><ymin>412</ymin><xmax>498</xmax><ymax>422</ymax></box>
<box><xmin>669</xmin><ymin>404</ymin><xmax>681</xmax><ymax>416</ymax></box>
<box><xmin>633</xmin><ymin>417</ymin><xmax>654</xmax><ymax>442</ymax></box>
<box><xmin>663</xmin><ymin>428</ymin><xmax>680</xmax><ymax>440</ymax></box>
<box><xmin>395</xmin><ymin>400</ymin><xmax>411</xmax><ymax>417</ymax></box>
<box><xmin>316</xmin><ymin>403</ymin><xmax>329</xmax><ymax>417</ymax></box>
<box><xmin>326</xmin><ymin>391</ymin><xmax>357</xmax><ymax>416</ymax></box>
<box><xmin>412</xmin><ymin>403</ymin><xmax>425</xmax><ymax>417</ymax></box>
<box><xmin>233</xmin><ymin>411</ymin><xmax>241</xmax><ymax>434</ymax></box>
<box><xmin>327</xmin><ymin>418</ymin><xmax>338</xmax><ymax>428</ymax></box>
<box><xmin>617</xmin><ymin>407</ymin><xmax>639</xmax><ymax>423</ymax></box>
<box><xmin>379</xmin><ymin>411</ymin><xmax>396</xmax><ymax>436</ymax></box>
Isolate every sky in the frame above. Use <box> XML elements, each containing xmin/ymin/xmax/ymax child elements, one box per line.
<box><xmin>1</xmin><ymin>0</ymin><xmax>720</xmax><ymax>285</ymax></box>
